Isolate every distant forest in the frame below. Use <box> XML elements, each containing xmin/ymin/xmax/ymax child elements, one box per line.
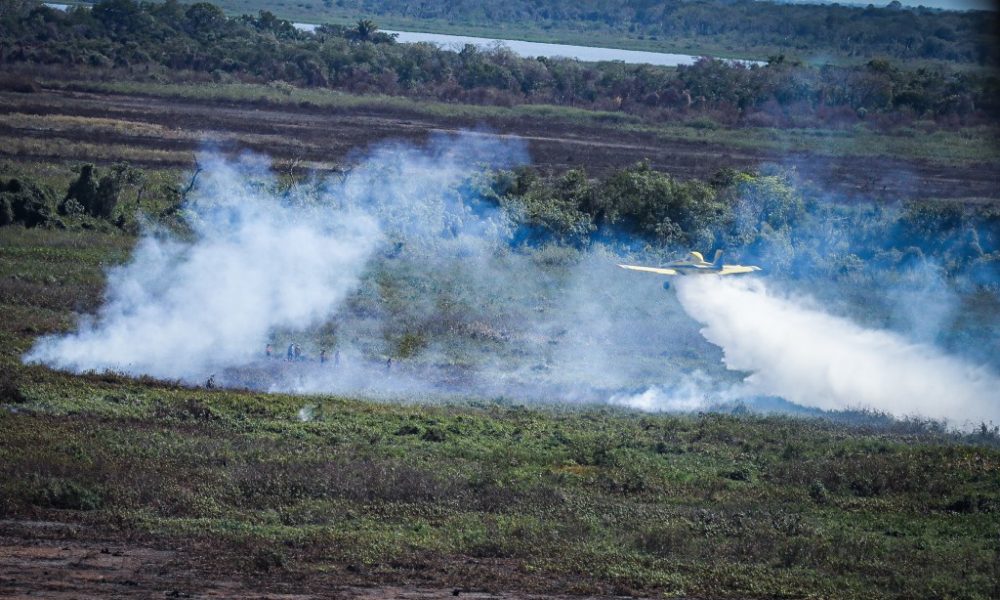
<box><xmin>215</xmin><ymin>0</ymin><xmax>1000</xmax><ymax>64</ymax></box>
<box><xmin>2</xmin><ymin>0</ymin><xmax>999</xmax><ymax>127</ymax></box>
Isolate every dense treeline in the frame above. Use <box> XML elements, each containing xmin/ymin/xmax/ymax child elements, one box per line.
<box><xmin>2</xmin><ymin>1</ymin><xmax>999</xmax><ymax>126</ymax></box>
<box><xmin>215</xmin><ymin>0</ymin><xmax>1000</xmax><ymax>64</ymax></box>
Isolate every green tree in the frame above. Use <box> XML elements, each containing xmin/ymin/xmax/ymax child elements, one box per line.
<box><xmin>598</xmin><ymin>161</ymin><xmax>723</xmax><ymax>245</ymax></box>
<box><xmin>350</xmin><ymin>19</ymin><xmax>378</xmax><ymax>42</ymax></box>
<box><xmin>184</xmin><ymin>2</ymin><xmax>227</xmax><ymax>40</ymax></box>
<box><xmin>92</xmin><ymin>0</ymin><xmax>154</xmax><ymax>39</ymax></box>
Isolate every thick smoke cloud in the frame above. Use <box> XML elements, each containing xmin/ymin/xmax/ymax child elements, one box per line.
<box><xmin>674</xmin><ymin>276</ymin><xmax>1000</xmax><ymax>425</ymax></box>
<box><xmin>25</xmin><ymin>136</ymin><xmax>527</xmax><ymax>380</ymax></box>
<box><xmin>24</xmin><ymin>133</ymin><xmax>1000</xmax><ymax>427</ymax></box>
<box><xmin>25</xmin><ymin>155</ymin><xmax>381</xmax><ymax>378</ymax></box>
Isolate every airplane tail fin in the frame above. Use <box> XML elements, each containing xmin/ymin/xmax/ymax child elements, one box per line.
<box><xmin>711</xmin><ymin>249</ymin><xmax>724</xmax><ymax>266</ymax></box>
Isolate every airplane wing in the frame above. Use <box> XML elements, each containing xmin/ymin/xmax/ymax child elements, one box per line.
<box><xmin>618</xmin><ymin>264</ymin><xmax>679</xmax><ymax>276</ymax></box>
<box><xmin>718</xmin><ymin>265</ymin><xmax>762</xmax><ymax>275</ymax></box>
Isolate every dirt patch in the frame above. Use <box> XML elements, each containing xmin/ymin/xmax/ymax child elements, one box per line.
<box><xmin>0</xmin><ymin>521</ymin><xmax>641</xmax><ymax>599</ymax></box>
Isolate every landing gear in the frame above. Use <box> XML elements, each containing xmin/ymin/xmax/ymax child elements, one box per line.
<box><xmin>662</xmin><ymin>281</ymin><xmax>671</xmax><ymax>291</ymax></box>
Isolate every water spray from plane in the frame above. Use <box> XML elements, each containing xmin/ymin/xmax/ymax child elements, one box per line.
<box><xmin>672</xmin><ymin>276</ymin><xmax>1000</xmax><ymax>425</ymax></box>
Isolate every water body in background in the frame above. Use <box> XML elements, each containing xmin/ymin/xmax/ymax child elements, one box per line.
<box><xmin>293</xmin><ymin>23</ymin><xmax>757</xmax><ymax>67</ymax></box>
<box><xmin>42</xmin><ymin>3</ymin><xmax>751</xmax><ymax>68</ymax></box>
<box><xmin>380</xmin><ymin>29</ymin><xmax>713</xmax><ymax>67</ymax></box>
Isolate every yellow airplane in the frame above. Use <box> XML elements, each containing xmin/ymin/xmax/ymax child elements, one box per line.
<box><xmin>618</xmin><ymin>250</ymin><xmax>760</xmax><ymax>288</ymax></box>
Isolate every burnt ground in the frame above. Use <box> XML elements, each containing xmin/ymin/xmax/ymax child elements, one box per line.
<box><xmin>0</xmin><ymin>521</ymin><xmax>636</xmax><ymax>600</ymax></box>
<box><xmin>1</xmin><ymin>87</ymin><xmax>998</xmax><ymax>201</ymax></box>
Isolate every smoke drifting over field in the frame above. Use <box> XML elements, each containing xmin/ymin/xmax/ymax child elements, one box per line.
<box><xmin>25</xmin><ymin>154</ymin><xmax>381</xmax><ymax>379</ymax></box>
<box><xmin>25</xmin><ymin>134</ymin><xmax>1000</xmax><ymax>426</ymax></box>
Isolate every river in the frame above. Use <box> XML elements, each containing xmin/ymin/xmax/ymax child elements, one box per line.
<box><xmin>292</xmin><ymin>24</ymin><xmax>754</xmax><ymax>67</ymax></box>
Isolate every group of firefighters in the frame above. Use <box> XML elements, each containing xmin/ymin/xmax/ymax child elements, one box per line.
<box><xmin>263</xmin><ymin>343</ymin><xmax>393</xmax><ymax>371</ymax></box>
<box><xmin>265</xmin><ymin>343</ymin><xmax>341</xmax><ymax>365</ymax></box>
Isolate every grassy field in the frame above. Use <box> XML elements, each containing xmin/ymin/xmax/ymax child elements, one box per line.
<box><xmin>48</xmin><ymin>80</ymin><xmax>999</xmax><ymax>167</ymax></box>
<box><xmin>2</xmin><ymin>220</ymin><xmax>1000</xmax><ymax>598</ymax></box>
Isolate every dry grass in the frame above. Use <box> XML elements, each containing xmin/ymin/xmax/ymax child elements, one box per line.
<box><xmin>0</xmin><ymin>113</ymin><xmax>172</xmax><ymax>138</ymax></box>
<box><xmin>0</xmin><ymin>134</ymin><xmax>194</xmax><ymax>165</ymax></box>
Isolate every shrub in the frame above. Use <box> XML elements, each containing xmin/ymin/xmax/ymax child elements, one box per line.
<box><xmin>421</xmin><ymin>427</ymin><xmax>447</xmax><ymax>442</ymax></box>
<box><xmin>395</xmin><ymin>331</ymin><xmax>427</xmax><ymax>358</ymax></box>
<box><xmin>35</xmin><ymin>479</ymin><xmax>103</xmax><ymax>511</ymax></box>
<box><xmin>809</xmin><ymin>480</ymin><xmax>830</xmax><ymax>504</ymax></box>
<box><xmin>250</xmin><ymin>547</ymin><xmax>286</xmax><ymax>572</ymax></box>
<box><xmin>0</xmin><ymin>370</ymin><xmax>27</xmax><ymax>404</ymax></box>
<box><xmin>63</xmin><ymin>164</ymin><xmax>100</xmax><ymax>216</ymax></box>
<box><xmin>1</xmin><ymin>177</ymin><xmax>54</xmax><ymax>227</ymax></box>
<box><xmin>63</xmin><ymin>164</ymin><xmax>122</xmax><ymax>220</ymax></box>
<box><xmin>725</xmin><ymin>463</ymin><xmax>755</xmax><ymax>482</ymax></box>
<box><xmin>59</xmin><ymin>197</ymin><xmax>86</xmax><ymax>218</ymax></box>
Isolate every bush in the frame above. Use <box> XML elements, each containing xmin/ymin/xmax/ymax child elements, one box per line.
<box><xmin>59</xmin><ymin>197</ymin><xmax>86</xmax><ymax>218</ymax></box>
<box><xmin>0</xmin><ymin>177</ymin><xmax>54</xmax><ymax>227</ymax></box>
<box><xmin>809</xmin><ymin>480</ymin><xmax>830</xmax><ymax>504</ymax></box>
<box><xmin>35</xmin><ymin>479</ymin><xmax>103</xmax><ymax>511</ymax></box>
<box><xmin>249</xmin><ymin>547</ymin><xmax>287</xmax><ymax>572</ymax></box>
<box><xmin>63</xmin><ymin>164</ymin><xmax>122</xmax><ymax>220</ymax></box>
<box><xmin>62</xmin><ymin>164</ymin><xmax>100</xmax><ymax>217</ymax></box>
<box><xmin>0</xmin><ymin>370</ymin><xmax>27</xmax><ymax>404</ymax></box>
<box><xmin>395</xmin><ymin>331</ymin><xmax>427</xmax><ymax>358</ymax></box>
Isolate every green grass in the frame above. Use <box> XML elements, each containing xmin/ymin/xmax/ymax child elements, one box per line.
<box><xmin>3</xmin><ymin>371</ymin><xmax>999</xmax><ymax>597</ymax></box>
<box><xmin>2</xmin><ymin>223</ymin><xmax>999</xmax><ymax>599</ymax></box>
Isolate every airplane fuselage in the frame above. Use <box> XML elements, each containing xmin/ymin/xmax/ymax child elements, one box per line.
<box><xmin>617</xmin><ymin>250</ymin><xmax>761</xmax><ymax>289</ymax></box>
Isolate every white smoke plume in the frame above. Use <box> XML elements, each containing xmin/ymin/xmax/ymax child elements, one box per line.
<box><xmin>26</xmin><ymin>135</ymin><xmax>527</xmax><ymax>381</ymax></box>
<box><xmin>25</xmin><ymin>155</ymin><xmax>380</xmax><ymax>379</ymax></box>
<box><xmin>674</xmin><ymin>276</ymin><xmax>1000</xmax><ymax>425</ymax></box>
